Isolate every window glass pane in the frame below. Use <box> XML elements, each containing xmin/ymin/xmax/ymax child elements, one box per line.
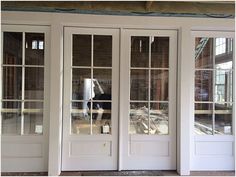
<box><xmin>195</xmin><ymin>114</ymin><xmax>213</xmax><ymax>135</ymax></box>
<box><xmin>130</xmin><ymin>69</ymin><xmax>149</xmax><ymax>101</ymax></box>
<box><xmin>25</xmin><ymin>67</ymin><xmax>44</xmax><ymax>100</ymax></box>
<box><xmin>215</xmin><ymin>38</ymin><xmax>226</xmax><ymax>55</ymax></box>
<box><xmin>151</xmin><ymin>37</ymin><xmax>169</xmax><ymax>68</ymax></box>
<box><xmin>93</xmin><ymin>69</ymin><xmax>111</xmax><ymax>100</ymax></box>
<box><xmin>2</xmin><ymin>67</ymin><xmax>22</xmax><ymax>99</ymax></box>
<box><xmin>92</xmin><ymin>102</ymin><xmax>111</xmax><ymax>134</ymax></box>
<box><xmin>151</xmin><ymin>70</ymin><xmax>168</xmax><ymax>101</ymax></box>
<box><xmin>2</xmin><ymin>101</ymin><xmax>21</xmax><ymax>110</ymax></box>
<box><xmin>129</xmin><ymin>102</ymin><xmax>148</xmax><ymax>134</ymax></box>
<box><xmin>24</xmin><ymin>113</ymin><xmax>43</xmax><ymax>135</ymax></box>
<box><xmin>150</xmin><ymin>103</ymin><xmax>168</xmax><ymax>135</ymax></box>
<box><xmin>73</xmin><ymin>35</ymin><xmax>91</xmax><ymax>66</ymax></box>
<box><xmin>72</xmin><ymin>68</ymin><xmax>91</xmax><ymax>100</ymax></box>
<box><xmin>195</xmin><ymin>70</ymin><xmax>213</xmax><ymax>101</ymax></box>
<box><xmin>215</xmin><ymin>114</ymin><xmax>232</xmax><ymax>135</ymax></box>
<box><xmin>1</xmin><ymin>113</ymin><xmax>21</xmax><ymax>134</ymax></box>
<box><xmin>3</xmin><ymin>32</ymin><xmax>22</xmax><ymax>65</ymax></box>
<box><xmin>195</xmin><ymin>38</ymin><xmax>213</xmax><ymax>68</ymax></box>
<box><xmin>215</xmin><ymin>70</ymin><xmax>233</xmax><ymax>102</ymax></box>
<box><xmin>25</xmin><ymin>33</ymin><xmax>44</xmax><ymax>65</ymax></box>
<box><xmin>94</xmin><ymin>35</ymin><xmax>112</xmax><ymax>67</ymax></box>
<box><xmin>71</xmin><ymin>102</ymin><xmax>91</xmax><ymax>134</ymax></box>
<box><xmin>131</xmin><ymin>36</ymin><xmax>149</xmax><ymax>67</ymax></box>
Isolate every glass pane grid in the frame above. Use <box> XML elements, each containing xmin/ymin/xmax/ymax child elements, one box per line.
<box><xmin>129</xmin><ymin>36</ymin><xmax>170</xmax><ymax>135</ymax></box>
<box><xmin>1</xmin><ymin>32</ymin><xmax>45</xmax><ymax>136</ymax></box>
<box><xmin>194</xmin><ymin>37</ymin><xmax>234</xmax><ymax>135</ymax></box>
<box><xmin>71</xmin><ymin>34</ymin><xmax>113</xmax><ymax>135</ymax></box>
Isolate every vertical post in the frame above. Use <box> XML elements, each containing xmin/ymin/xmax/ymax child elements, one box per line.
<box><xmin>177</xmin><ymin>26</ymin><xmax>193</xmax><ymax>175</ymax></box>
<box><xmin>48</xmin><ymin>19</ymin><xmax>63</xmax><ymax>176</ymax></box>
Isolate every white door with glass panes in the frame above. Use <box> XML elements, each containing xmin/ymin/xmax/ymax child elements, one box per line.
<box><xmin>120</xmin><ymin>29</ymin><xmax>177</xmax><ymax>170</ymax></box>
<box><xmin>1</xmin><ymin>25</ymin><xmax>50</xmax><ymax>172</ymax></box>
<box><xmin>62</xmin><ymin>27</ymin><xmax>119</xmax><ymax>170</ymax></box>
<box><xmin>192</xmin><ymin>32</ymin><xmax>234</xmax><ymax>170</ymax></box>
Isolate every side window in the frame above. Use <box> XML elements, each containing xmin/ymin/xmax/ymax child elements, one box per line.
<box><xmin>194</xmin><ymin>37</ymin><xmax>234</xmax><ymax>135</ymax></box>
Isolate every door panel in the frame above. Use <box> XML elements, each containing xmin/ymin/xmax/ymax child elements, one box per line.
<box><xmin>120</xmin><ymin>29</ymin><xmax>177</xmax><ymax>170</ymax></box>
<box><xmin>62</xmin><ymin>27</ymin><xmax>119</xmax><ymax>170</ymax></box>
<box><xmin>1</xmin><ymin>25</ymin><xmax>50</xmax><ymax>172</ymax></box>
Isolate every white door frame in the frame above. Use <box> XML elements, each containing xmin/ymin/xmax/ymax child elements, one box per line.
<box><xmin>62</xmin><ymin>27</ymin><xmax>120</xmax><ymax>170</ymax></box>
<box><xmin>1</xmin><ymin>24</ymin><xmax>50</xmax><ymax>172</ymax></box>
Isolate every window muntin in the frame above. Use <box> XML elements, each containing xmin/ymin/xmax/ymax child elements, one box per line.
<box><xmin>71</xmin><ymin>34</ymin><xmax>112</xmax><ymax>135</ymax></box>
<box><xmin>194</xmin><ymin>37</ymin><xmax>234</xmax><ymax>135</ymax></box>
<box><xmin>1</xmin><ymin>32</ymin><xmax>45</xmax><ymax>135</ymax></box>
<box><xmin>129</xmin><ymin>36</ymin><xmax>170</xmax><ymax>135</ymax></box>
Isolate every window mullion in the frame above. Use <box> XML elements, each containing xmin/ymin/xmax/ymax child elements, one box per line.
<box><xmin>21</xmin><ymin>32</ymin><xmax>25</xmax><ymax>135</ymax></box>
<box><xmin>90</xmin><ymin>35</ymin><xmax>94</xmax><ymax>135</ymax></box>
<box><xmin>212</xmin><ymin>38</ymin><xmax>216</xmax><ymax>135</ymax></box>
<box><xmin>148</xmin><ymin>36</ymin><xmax>151</xmax><ymax>135</ymax></box>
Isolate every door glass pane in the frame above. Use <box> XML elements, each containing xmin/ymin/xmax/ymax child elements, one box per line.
<box><xmin>215</xmin><ymin>114</ymin><xmax>232</xmax><ymax>135</ymax></box>
<box><xmin>150</xmin><ymin>70</ymin><xmax>168</xmax><ymax>101</ymax></box>
<box><xmin>195</xmin><ymin>70</ymin><xmax>213</xmax><ymax>101</ymax></box>
<box><xmin>3</xmin><ymin>32</ymin><xmax>22</xmax><ymax>65</ymax></box>
<box><xmin>71</xmin><ymin>102</ymin><xmax>91</xmax><ymax>135</ymax></box>
<box><xmin>2</xmin><ymin>101</ymin><xmax>21</xmax><ymax>110</ymax></box>
<box><xmin>195</xmin><ymin>114</ymin><xmax>213</xmax><ymax>135</ymax></box>
<box><xmin>150</xmin><ymin>103</ymin><xmax>168</xmax><ymax>135</ymax></box>
<box><xmin>215</xmin><ymin>70</ymin><xmax>233</xmax><ymax>103</ymax></box>
<box><xmin>25</xmin><ymin>67</ymin><xmax>44</xmax><ymax>100</ymax></box>
<box><xmin>131</xmin><ymin>36</ymin><xmax>149</xmax><ymax>67</ymax></box>
<box><xmin>24</xmin><ymin>113</ymin><xmax>43</xmax><ymax>134</ymax></box>
<box><xmin>151</xmin><ymin>37</ymin><xmax>169</xmax><ymax>68</ymax></box>
<box><xmin>195</xmin><ymin>38</ymin><xmax>213</xmax><ymax>69</ymax></box>
<box><xmin>25</xmin><ymin>33</ymin><xmax>44</xmax><ymax>65</ymax></box>
<box><xmin>93</xmin><ymin>69</ymin><xmax>111</xmax><ymax>100</ymax></box>
<box><xmin>94</xmin><ymin>35</ymin><xmax>112</xmax><ymax>67</ymax></box>
<box><xmin>130</xmin><ymin>69</ymin><xmax>149</xmax><ymax>101</ymax></box>
<box><xmin>72</xmin><ymin>68</ymin><xmax>91</xmax><ymax>100</ymax></box>
<box><xmin>2</xmin><ymin>113</ymin><xmax>21</xmax><ymax>134</ymax></box>
<box><xmin>92</xmin><ymin>102</ymin><xmax>111</xmax><ymax>134</ymax></box>
<box><xmin>129</xmin><ymin>102</ymin><xmax>149</xmax><ymax>134</ymax></box>
<box><xmin>73</xmin><ymin>35</ymin><xmax>91</xmax><ymax>66</ymax></box>
<box><xmin>2</xmin><ymin>67</ymin><xmax>22</xmax><ymax>99</ymax></box>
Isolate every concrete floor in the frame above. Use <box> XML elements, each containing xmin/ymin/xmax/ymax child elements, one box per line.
<box><xmin>1</xmin><ymin>170</ymin><xmax>235</xmax><ymax>176</ymax></box>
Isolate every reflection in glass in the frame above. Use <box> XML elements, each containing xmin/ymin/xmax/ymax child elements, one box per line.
<box><xmin>151</xmin><ymin>37</ymin><xmax>169</xmax><ymax>68</ymax></box>
<box><xmin>195</xmin><ymin>114</ymin><xmax>213</xmax><ymax>135</ymax></box>
<box><xmin>25</xmin><ymin>33</ymin><xmax>44</xmax><ymax>65</ymax></box>
<box><xmin>2</xmin><ymin>67</ymin><xmax>22</xmax><ymax>99</ymax></box>
<box><xmin>25</xmin><ymin>67</ymin><xmax>44</xmax><ymax>100</ymax></box>
<box><xmin>1</xmin><ymin>113</ymin><xmax>21</xmax><ymax>134</ymax></box>
<box><xmin>94</xmin><ymin>35</ymin><xmax>112</xmax><ymax>67</ymax></box>
<box><xmin>131</xmin><ymin>36</ymin><xmax>149</xmax><ymax>67</ymax></box>
<box><xmin>3</xmin><ymin>32</ymin><xmax>22</xmax><ymax>65</ymax></box>
<box><xmin>150</xmin><ymin>103</ymin><xmax>168</xmax><ymax>135</ymax></box>
<box><xmin>215</xmin><ymin>70</ymin><xmax>233</xmax><ymax>103</ymax></box>
<box><xmin>24</xmin><ymin>102</ymin><xmax>43</xmax><ymax>109</ymax></box>
<box><xmin>73</xmin><ymin>35</ymin><xmax>91</xmax><ymax>66</ymax></box>
<box><xmin>215</xmin><ymin>114</ymin><xmax>232</xmax><ymax>135</ymax></box>
<box><xmin>130</xmin><ymin>102</ymin><xmax>148</xmax><ymax>134</ymax></box>
<box><xmin>195</xmin><ymin>70</ymin><xmax>213</xmax><ymax>101</ymax></box>
<box><xmin>71</xmin><ymin>102</ymin><xmax>91</xmax><ymax>134</ymax></box>
<box><xmin>151</xmin><ymin>70</ymin><xmax>168</xmax><ymax>101</ymax></box>
<box><xmin>24</xmin><ymin>113</ymin><xmax>43</xmax><ymax>134</ymax></box>
<box><xmin>195</xmin><ymin>38</ymin><xmax>213</xmax><ymax>68</ymax></box>
<box><xmin>93</xmin><ymin>69</ymin><xmax>112</xmax><ymax>100</ymax></box>
<box><xmin>72</xmin><ymin>68</ymin><xmax>91</xmax><ymax>100</ymax></box>
<box><xmin>92</xmin><ymin>113</ymin><xmax>111</xmax><ymax>135</ymax></box>
<box><xmin>130</xmin><ymin>70</ymin><xmax>149</xmax><ymax>101</ymax></box>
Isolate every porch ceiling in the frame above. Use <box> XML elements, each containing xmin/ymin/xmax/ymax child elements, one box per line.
<box><xmin>1</xmin><ymin>1</ymin><xmax>235</xmax><ymax>18</ymax></box>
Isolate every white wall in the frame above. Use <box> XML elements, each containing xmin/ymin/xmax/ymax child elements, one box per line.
<box><xmin>1</xmin><ymin>11</ymin><xmax>235</xmax><ymax>176</ymax></box>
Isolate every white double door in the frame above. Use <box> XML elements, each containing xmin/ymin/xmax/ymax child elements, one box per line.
<box><xmin>62</xmin><ymin>27</ymin><xmax>177</xmax><ymax>170</ymax></box>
